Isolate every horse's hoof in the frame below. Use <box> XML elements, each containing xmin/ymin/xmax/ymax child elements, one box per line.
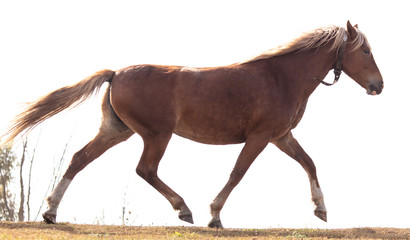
<box><xmin>42</xmin><ymin>213</ymin><xmax>56</xmax><ymax>224</ymax></box>
<box><xmin>208</xmin><ymin>219</ymin><xmax>224</xmax><ymax>228</ymax></box>
<box><xmin>179</xmin><ymin>213</ymin><xmax>194</xmax><ymax>224</ymax></box>
<box><xmin>314</xmin><ymin>209</ymin><xmax>327</xmax><ymax>222</ymax></box>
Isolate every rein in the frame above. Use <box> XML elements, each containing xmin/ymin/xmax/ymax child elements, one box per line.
<box><xmin>316</xmin><ymin>35</ymin><xmax>348</xmax><ymax>86</ymax></box>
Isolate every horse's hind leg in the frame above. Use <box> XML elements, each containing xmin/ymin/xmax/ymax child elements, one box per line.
<box><xmin>42</xmin><ymin>89</ymin><xmax>134</xmax><ymax>224</ymax></box>
<box><xmin>136</xmin><ymin>133</ymin><xmax>193</xmax><ymax>224</ymax></box>
<box><xmin>42</xmin><ymin>129</ymin><xmax>132</xmax><ymax>223</ymax></box>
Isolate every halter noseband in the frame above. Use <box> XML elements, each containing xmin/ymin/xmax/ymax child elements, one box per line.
<box><xmin>317</xmin><ymin>34</ymin><xmax>348</xmax><ymax>86</ymax></box>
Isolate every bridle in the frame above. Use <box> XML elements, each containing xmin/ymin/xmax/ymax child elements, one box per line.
<box><xmin>316</xmin><ymin>34</ymin><xmax>348</xmax><ymax>86</ymax></box>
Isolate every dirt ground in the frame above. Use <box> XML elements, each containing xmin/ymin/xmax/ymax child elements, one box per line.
<box><xmin>0</xmin><ymin>221</ymin><xmax>409</xmax><ymax>239</ymax></box>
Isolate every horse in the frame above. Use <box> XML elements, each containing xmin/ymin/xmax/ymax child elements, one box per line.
<box><xmin>1</xmin><ymin>21</ymin><xmax>383</xmax><ymax>228</ymax></box>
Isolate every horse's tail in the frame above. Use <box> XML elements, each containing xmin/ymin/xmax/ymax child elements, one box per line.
<box><xmin>1</xmin><ymin>69</ymin><xmax>115</xmax><ymax>146</ymax></box>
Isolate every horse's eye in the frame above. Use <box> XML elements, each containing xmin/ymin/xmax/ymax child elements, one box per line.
<box><xmin>362</xmin><ymin>49</ymin><xmax>370</xmax><ymax>55</ymax></box>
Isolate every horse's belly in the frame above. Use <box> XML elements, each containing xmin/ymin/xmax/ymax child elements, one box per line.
<box><xmin>174</xmin><ymin>119</ymin><xmax>246</xmax><ymax>145</ymax></box>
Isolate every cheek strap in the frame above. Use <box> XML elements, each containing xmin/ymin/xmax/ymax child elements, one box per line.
<box><xmin>317</xmin><ymin>35</ymin><xmax>348</xmax><ymax>86</ymax></box>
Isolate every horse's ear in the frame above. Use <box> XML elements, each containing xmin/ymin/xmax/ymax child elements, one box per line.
<box><xmin>347</xmin><ymin>20</ymin><xmax>358</xmax><ymax>38</ymax></box>
<box><xmin>354</xmin><ymin>24</ymin><xmax>358</xmax><ymax>28</ymax></box>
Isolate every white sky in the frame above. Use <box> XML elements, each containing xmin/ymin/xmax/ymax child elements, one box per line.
<box><xmin>1</xmin><ymin>0</ymin><xmax>409</xmax><ymax>228</ymax></box>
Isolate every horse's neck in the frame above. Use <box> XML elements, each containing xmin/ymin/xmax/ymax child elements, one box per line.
<box><xmin>270</xmin><ymin>46</ymin><xmax>337</xmax><ymax>100</ymax></box>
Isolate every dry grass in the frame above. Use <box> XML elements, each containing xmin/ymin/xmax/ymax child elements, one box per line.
<box><xmin>0</xmin><ymin>221</ymin><xmax>409</xmax><ymax>240</ymax></box>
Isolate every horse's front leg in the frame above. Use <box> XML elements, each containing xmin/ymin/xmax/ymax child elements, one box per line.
<box><xmin>273</xmin><ymin>132</ymin><xmax>327</xmax><ymax>222</ymax></box>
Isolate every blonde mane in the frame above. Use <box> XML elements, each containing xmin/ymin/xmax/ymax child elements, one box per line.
<box><xmin>243</xmin><ymin>25</ymin><xmax>369</xmax><ymax>63</ymax></box>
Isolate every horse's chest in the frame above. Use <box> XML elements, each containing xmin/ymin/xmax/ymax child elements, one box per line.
<box><xmin>290</xmin><ymin>101</ymin><xmax>308</xmax><ymax>129</ymax></box>
<box><xmin>266</xmin><ymin>101</ymin><xmax>308</xmax><ymax>140</ymax></box>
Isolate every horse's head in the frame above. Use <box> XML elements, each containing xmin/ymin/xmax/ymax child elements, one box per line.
<box><xmin>342</xmin><ymin>21</ymin><xmax>383</xmax><ymax>95</ymax></box>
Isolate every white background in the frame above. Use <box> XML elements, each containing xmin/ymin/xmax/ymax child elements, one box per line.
<box><xmin>0</xmin><ymin>0</ymin><xmax>409</xmax><ymax>228</ymax></box>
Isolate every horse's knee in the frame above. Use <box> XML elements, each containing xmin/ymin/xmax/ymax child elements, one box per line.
<box><xmin>136</xmin><ymin>165</ymin><xmax>157</xmax><ymax>184</ymax></box>
<box><xmin>135</xmin><ymin>166</ymin><xmax>145</xmax><ymax>178</ymax></box>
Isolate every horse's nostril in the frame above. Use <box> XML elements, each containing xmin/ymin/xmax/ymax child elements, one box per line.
<box><xmin>367</xmin><ymin>81</ymin><xmax>384</xmax><ymax>95</ymax></box>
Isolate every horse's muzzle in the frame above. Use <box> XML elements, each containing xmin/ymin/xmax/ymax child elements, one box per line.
<box><xmin>367</xmin><ymin>80</ymin><xmax>384</xmax><ymax>95</ymax></box>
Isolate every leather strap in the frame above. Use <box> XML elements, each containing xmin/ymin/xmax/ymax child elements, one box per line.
<box><xmin>317</xmin><ymin>35</ymin><xmax>348</xmax><ymax>86</ymax></box>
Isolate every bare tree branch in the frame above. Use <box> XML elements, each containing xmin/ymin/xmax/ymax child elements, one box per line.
<box><xmin>35</xmin><ymin>133</ymin><xmax>72</xmax><ymax>221</ymax></box>
<box><xmin>18</xmin><ymin>139</ymin><xmax>28</xmax><ymax>221</ymax></box>
<box><xmin>25</xmin><ymin>131</ymin><xmax>41</xmax><ymax>221</ymax></box>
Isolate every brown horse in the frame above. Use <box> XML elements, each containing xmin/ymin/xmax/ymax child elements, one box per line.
<box><xmin>1</xmin><ymin>21</ymin><xmax>383</xmax><ymax>228</ymax></box>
